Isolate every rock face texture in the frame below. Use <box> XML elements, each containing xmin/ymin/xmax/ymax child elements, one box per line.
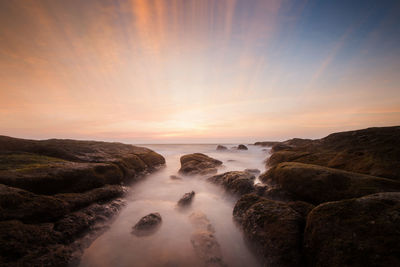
<box><xmin>304</xmin><ymin>192</ymin><xmax>400</xmax><ymax>267</ymax></box>
<box><xmin>0</xmin><ymin>136</ymin><xmax>165</xmax><ymax>266</ymax></box>
<box><xmin>131</xmin><ymin>213</ymin><xmax>162</xmax><ymax>237</ymax></box>
<box><xmin>267</xmin><ymin>126</ymin><xmax>400</xmax><ymax>180</ymax></box>
<box><xmin>260</xmin><ymin>162</ymin><xmax>400</xmax><ymax>204</ymax></box>
<box><xmin>207</xmin><ymin>171</ymin><xmax>255</xmax><ymax>196</ymax></box>
<box><xmin>178</xmin><ymin>153</ymin><xmax>222</xmax><ymax>175</ymax></box>
<box><xmin>233</xmin><ymin>194</ymin><xmax>304</xmax><ymax>267</ymax></box>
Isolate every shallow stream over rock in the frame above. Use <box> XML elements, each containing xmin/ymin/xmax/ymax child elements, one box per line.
<box><xmin>80</xmin><ymin>144</ymin><xmax>269</xmax><ymax>267</ymax></box>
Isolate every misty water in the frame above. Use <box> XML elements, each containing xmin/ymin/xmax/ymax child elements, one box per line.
<box><xmin>80</xmin><ymin>144</ymin><xmax>270</xmax><ymax>267</ymax></box>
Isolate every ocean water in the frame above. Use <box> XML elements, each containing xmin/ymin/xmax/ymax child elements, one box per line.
<box><xmin>79</xmin><ymin>144</ymin><xmax>270</xmax><ymax>267</ymax></box>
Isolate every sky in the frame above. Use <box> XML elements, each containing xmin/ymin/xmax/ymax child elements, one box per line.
<box><xmin>0</xmin><ymin>0</ymin><xmax>399</xmax><ymax>144</ymax></box>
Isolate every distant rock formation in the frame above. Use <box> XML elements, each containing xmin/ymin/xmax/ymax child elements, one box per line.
<box><xmin>237</xmin><ymin>144</ymin><xmax>248</xmax><ymax>150</ymax></box>
<box><xmin>216</xmin><ymin>145</ymin><xmax>227</xmax><ymax>150</ymax></box>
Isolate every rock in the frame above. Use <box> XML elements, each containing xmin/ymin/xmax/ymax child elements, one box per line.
<box><xmin>262</xmin><ymin>186</ymin><xmax>295</xmax><ymax>202</ymax></box>
<box><xmin>237</xmin><ymin>144</ymin><xmax>248</xmax><ymax>150</ymax></box>
<box><xmin>188</xmin><ymin>211</ymin><xmax>226</xmax><ymax>267</ymax></box>
<box><xmin>216</xmin><ymin>145</ymin><xmax>227</xmax><ymax>151</ymax></box>
<box><xmin>233</xmin><ymin>194</ymin><xmax>304</xmax><ymax>267</ymax></box>
<box><xmin>266</xmin><ymin>126</ymin><xmax>400</xmax><ymax>181</ymax></box>
<box><xmin>177</xmin><ymin>191</ymin><xmax>195</xmax><ymax>207</ymax></box>
<box><xmin>207</xmin><ymin>171</ymin><xmax>255</xmax><ymax>196</ymax></box>
<box><xmin>0</xmin><ymin>135</ymin><xmax>165</xmax><ymax>265</ymax></box>
<box><xmin>287</xmin><ymin>201</ymin><xmax>315</xmax><ymax>218</ymax></box>
<box><xmin>170</xmin><ymin>175</ymin><xmax>182</xmax><ymax>180</ymax></box>
<box><xmin>131</xmin><ymin>213</ymin><xmax>162</xmax><ymax>237</ymax></box>
<box><xmin>244</xmin><ymin>168</ymin><xmax>261</xmax><ymax>175</ymax></box>
<box><xmin>260</xmin><ymin>162</ymin><xmax>400</xmax><ymax>204</ymax></box>
<box><xmin>304</xmin><ymin>192</ymin><xmax>400</xmax><ymax>267</ymax></box>
<box><xmin>254</xmin><ymin>183</ymin><xmax>268</xmax><ymax>196</ymax></box>
<box><xmin>254</xmin><ymin>141</ymin><xmax>280</xmax><ymax>147</ymax></box>
<box><xmin>179</xmin><ymin>153</ymin><xmax>222</xmax><ymax>175</ymax></box>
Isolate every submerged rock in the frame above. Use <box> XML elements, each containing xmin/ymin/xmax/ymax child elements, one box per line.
<box><xmin>131</xmin><ymin>213</ymin><xmax>162</xmax><ymax>237</ymax></box>
<box><xmin>260</xmin><ymin>162</ymin><xmax>400</xmax><ymax>204</ymax></box>
<box><xmin>216</xmin><ymin>145</ymin><xmax>227</xmax><ymax>151</ymax></box>
<box><xmin>207</xmin><ymin>171</ymin><xmax>255</xmax><ymax>196</ymax></box>
<box><xmin>177</xmin><ymin>191</ymin><xmax>195</xmax><ymax>207</ymax></box>
<box><xmin>304</xmin><ymin>192</ymin><xmax>400</xmax><ymax>267</ymax></box>
<box><xmin>237</xmin><ymin>144</ymin><xmax>248</xmax><ymax>150</ymax></box>
<box><xmin>170</xmin><ymin>175</ymin><xmax>182</xmax><ymax>180</ymax></box>
<box><xmin>189</xmin><ymin>211</ymin><xmax>226</xmax><ymax>267</ymax></box>
<box><xmin>179</xmin><ymin>153</ymin><xmax>222</xmax><ymax>175</ymax></box>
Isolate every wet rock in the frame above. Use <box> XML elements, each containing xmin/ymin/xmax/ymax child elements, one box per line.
<box><xmin>233</xmin><ymin>194</ymin><xmax>304</xmax><ymax>267</ymax></box>
<box><xmin>262</xmin><ymin>186</ymin><xmax>295</xmax><ymax>202</ymax></box>
<box><xmin>132</xmin><ymin>213</ymin><xmax>162</xmax><ymax>237</ymax></box>
<box><xmin>189</xmin><ymin>211</ymin><xmax>226</xmax><ymax>267</ymax></box>
<box><xmin>287</xmin><ymin>201</ymin><xmax>315</xmax><ymax>218</ymax></box>
<box><xmin>207</xmin><ymin>171</ymin><xmax>255</xmax><ymax>196</ymax></box>
<box><xmin>237</xmin><ymin>144</ymin><xmax>248</xmax><ymax>150</ymax></box>
<box><xmin>177</xmin><ymin>191</ymin><xmax>195</xmax><ymax>207</ymax></box>
<box><xmin>254</xmin><ymin>183</ymin><xmax>268</xmax><ymax>196</ymax></box>
<box><xmin>304</xmin><ymin>192</ymin><xmax>400</xmax><ymax>267</ymax></box>
<box><xmin>266</xmin><ymin>126</ymin><xmax>400</xmax><ymax>181</ymax></box>
<box><xmin>170</xmin><ymin>175</ymin><xmax>182</xmax><ymax>180</ymax></box>
<box><xmin>244</xmin><ymin>168</ymin><xmax>260</xmax><ymax>175</ymax></box>
<box><xmin>260</xmin><ymin>162</ymin><xmax>400</xmax><ymax>204</ymax></box>
<box><xmin>179</xmin><ymin>153</ymin><xmax>222</xmax><ymax>175</ymax></box>
<box><xmin>216</xmin><ymin>145</ymin><xmax>227</xmax><ymax>151</ymax></box>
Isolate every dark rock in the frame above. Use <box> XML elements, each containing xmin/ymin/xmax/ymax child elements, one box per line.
<box><xmin>233</xmin><ymin>195</ymin><xmax>304</xmax><ymax>267</ymax></box>
<box><xmin>216</xmin><ymin>145</ymin><xmax>227</xmax><ymax>151</ymax></box>
<box><xmin>266</xmin><ymin>126</ymin><xmax>400</xmax><ymax>181</ymax></box>
<box><xmin>237</xmin><ymin>144</ymin><xmax>248</xmax><ymax>150</ymax></box>
<box><xmin>179</xmin><ymin>153</ymin><xmax>222</xmax><ymax>175</ymax></box>
<box><xmin>287</xmin><ymin>201</ymin><xmax>315</xmax><ymax>218</ymax></box>
<box><xmin>254</xmin><ymin>183</ymin><xmax>268</xmax><ymax>196</ymax></box>
<box><xmin>132</xmin><ymin>213</ymin><xmax>162</xmax><ymax>237</ymax></box>
<box><xmin>262</xmin><ymin>186</ymin><xmax>295</xmax><ymax>202</ymax></box>
<box><xmin>260</xmin><ymin>162</ymin><xmax>400</xmax><ymax>204</ymax></box>
<box><xmin>244</xmin><ymin>168</ymin><xmax>261</xmax><ymax>175</ymax></box>
<box><xmin>177</xmin><ymin>191</ymin><xmax>195</xmax><ymax>207</ymax></box>
<box><xmin>304</xmin><ymin>192</ymin><xmax>400</xmax><ymax>267</ymax></box>
<box><xmin>207</xmin><ymin>171</ymin><xmax>255</xmax><ymax>196</ymax></box>
<box><xmin>170</xmin><ymin>175</ymin><xmax>182</xmax><ymax>180</ymax></box>
<box><xmin>254</xmin><ymin>141</ymin><xmax>281</xmax><ymax>147</ymax></box>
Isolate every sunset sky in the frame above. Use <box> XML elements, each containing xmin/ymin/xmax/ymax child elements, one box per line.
<box><xmin>1</xmin><ymin>0</ymin><xmax>399</xmax><ymax>143</ymax></box>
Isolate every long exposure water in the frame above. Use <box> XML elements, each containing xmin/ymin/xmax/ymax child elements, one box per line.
<box><xmin>80</xmin><ymin>144</ymin><xmax>270</xmax><ymax>267</ymax></box>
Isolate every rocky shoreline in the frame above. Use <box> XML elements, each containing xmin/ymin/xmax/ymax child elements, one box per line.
<box><xmin>0</xmin><ymin>136</ymin><xmax>165</xmax><ymax>266</ymax></box>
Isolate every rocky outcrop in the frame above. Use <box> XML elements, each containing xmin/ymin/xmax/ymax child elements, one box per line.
<box><xmin>244</xmin><ymin>168</ymin><xmax>260</xmax><ymax>175</ymax></box>
<box><xmin>254</xmin><ymin>141</ymin><xmax>280</xmax><ymax>147</ymax></box>
<box><xmin>216</xmin><ymin>145</ymin><xmax>227</xmax><ymax>151</ymax></box>
<box><xmin>266</xmin><ymin>126</ymin><xmax>400</xmax><ymax>180</ymax></box>
<box><xmin>0</xmin><ymin>136</ymin><xmax>165</xmax><ymax>266</ymax></box>
<box><xmin>177</xmin><ymin>191</ymin><xmax>195</xmax><ymax>207</ymax></box>
<box><xmin>237</xmin><ymin>144</ymin><xmax>248</xmax><ymax>150</ymax></box>
<box><xmin>131</xmin><ymin>213</ymin><xmax>162</xmax><ymax>237</ymax></box>
<box><xmin>304</xmin><ymin>192</ymin><xmax>400</xmax><ymax>267</ymax></box>
<box><xmin>189</xmin><ymin>211</ymin><xmax>226</xmax><ymax>267</ymax></box>
<box><xmin>233</xmin><ymin>194</ymin><xmax>304</xmax><ymax>267</ymax></box>
<box><xmin>207</xmin><ymin>171</ymin><xmax>255</xmax><ymax>196</ymax></box>
<box><xmin>179</xmin><ymin>153</ymin><xmax>222</xmax><ymax>175</ymax></box>
<box><xmin>260</xmin><ymin>162</ymin><xmax>400</xmax><ymax>204</ymax></box>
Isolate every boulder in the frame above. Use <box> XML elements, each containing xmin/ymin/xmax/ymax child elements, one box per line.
<box><xmin>304</xmin><ymin>192</ymin><xmax>400</xmax><ymax>267</ymax></box>
<box><xmin>216</xmin><ymin>145</ymin><xmax>227</xmax><ymax>151</ymax></box>
<box><xmin>266</xmin><ymin>126</ymin><xmax>400</xmax><ymax>181</ymax></box>
<box><xmin>207</xmin><ymin>171</ymin><xmax>255</xmax><ymax>196</ymax></box>
<box><xmin>177</xmin><ymin>191</ymin><xmax>195</xmax><ymax>207</ymax></box>
<box><xmin>170</xmin><ymin>175</ymin><xmax>182</xmax><ymax>180</ymax></box>
<box><xmin>179</xmin><ymin>153</ymin><xmax>222</xmax><ymax>175</ymax></box>
<box><xmin>237</xmin><ymin>144</ymin><xmax>248</xmax><ymax>150</ymax></box>
<box><xmin>131</xmin><ymin>213</ymin><xmax>162</xmax><ymax>237</ymax></box>
<box><xmin>233</xmin><ymin>194</ymin><xmax>304</xmax><ymax>266</ymax></box>
<box><xmin>260</xmin><ymin>162</ymin><xmax>400</xmax><ymax>204</ymax></box>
